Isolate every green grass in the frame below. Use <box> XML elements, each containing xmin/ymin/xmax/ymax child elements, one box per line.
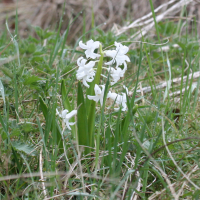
<box><xmin>0</xmin><ymin>3</ymin><xmax>200</xmax><ymax>200</ymax></box>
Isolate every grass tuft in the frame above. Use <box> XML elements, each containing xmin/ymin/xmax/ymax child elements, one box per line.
<box><xmin>0</xmin><ymin>1</ymin><xmax>200</xmax><ymax>199</ymax></box>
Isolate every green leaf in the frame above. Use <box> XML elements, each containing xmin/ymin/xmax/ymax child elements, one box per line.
<box><xmin>77</xmin><ymin>82</ymin><xmax>89</xmax><ymax>152</ymax></box>
<box><xmin>0</xmin><ymin>128</ymin><xmax>8</xmax><ymax>140</ymax></box>
<box><xmin>23</xmin><ymin>75</ymin><xmax>45</xmax><ymax>86</ymax></box>
<box><xmin>0</xmin><ymin>79</ymin><xmax>5</xmax><ymax>105</ymax></box>
<box><xmin>39</xmin><ymin>96</ymin><xmax>63</xmax><ymax>152</ymax></box>
<box><xmin>44</xmin><ymin>31</ymin><xmax>55</xmax><ymax>39</ymax></box>
<box><xmin>33</xmin><ymin>26</ymin><xmax>44</xmax><ymax>39</ymax></box>
<box><xmin>27</xmin><ymin>43</ymin><xmax>36</xmax><ymax>54</ymax></box>
<box><xmin>143</xmin><ymin>111</ymin><xmax>157</xmax><ymax>124</ymax></box>
<box><xmin>87</xmin><ymin>44</ymin><xmax>104</xmax><ymax>146</ymax></box>
<box><xmin>61</xmin><ymin>79</ymin><xmax>76</xmax><ymax>138</ymax></box>
<box><xmin>121</xmin><ymin>104</ymin><xmax>138</xmax><ymax>129</ymax></box>
<box><xmin>39</xmin><ymin>96</ymin><xmax>48</xmax><ymax>119</ymax></box>
<box><xmin>61</xmin><ymin>79</ymin><xmax>71</xmax><ymax>111</ymax></box>
<box><xmin>12</xmin><ymin>141</ymin><xmax>36</xmax><ymax>156</ymax></box>
<box><xmin>21</xmin><ymin>123</ymin><xmax>35</xmax><ymax>134</ymax></box>
<box><xmin>0</xmin><ymin>66</ymin><xmax>13</xmax><ymax>79</ymax></box>
<box><xmin>30</xmin><ymin>56</ymin><xmax>44</xmax><ymax>63</ymax></box>
<box><xmin>33</xmin><ymin>47</ymin><xmax>45</xmax><ymax>55</ymax></box>
<box><xmin>10</xmin><ymin>128</ymin><xmax>21</xmax><ymax>137</ymax></box>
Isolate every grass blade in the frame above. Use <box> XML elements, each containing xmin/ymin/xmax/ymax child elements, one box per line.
<box><xmin>77</xmin><ymin>82</ymin><xmax>89</xmax><ymax>153</ymax></box>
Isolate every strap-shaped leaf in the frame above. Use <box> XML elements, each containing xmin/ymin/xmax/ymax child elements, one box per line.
<box><xmin>61</xmin><ymin>80</ymin><xmax>71</xmax><ymax>111</ymax></box>
<box><xmin>39</xmin><ymin>96</ymin><xmax>63</xmax><ymax>152</ymax></box>
<box><xmin>39</xmin><ymin>96</ymin><xmax>48</xmax><ymax>119</ymax></box>
<box><xmin>61</xmin><ymin>80</ymin><xmax>76</xmax><ymax>138</ymax></box>
<box><xmin>77</xmin><ymin>82</ymin><xmax>89</xmax><ymax>153</ymax></box>
<box><xmin>87</xmin><ymin>44</ymin><xmax>104</xmax><ymax>147</ymax></box>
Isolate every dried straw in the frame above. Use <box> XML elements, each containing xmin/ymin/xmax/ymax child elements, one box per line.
<box><xmin>0</xmin><ymin>0</ymin><xmax>190</xmax><ymax>43</ymax></box>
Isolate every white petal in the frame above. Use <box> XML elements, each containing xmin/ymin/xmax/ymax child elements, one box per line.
<box><xmin>87</xmin><ymin>84</ymin><xmax>105</xmax><ymax>106</ymax></box>
<box><xmin>82</xmin><ymin>79</ymin><xmax>90</xmax><ymax>88</ymax></box>
<box><xmin>61</xmin><ymin>109</ymin><xmax>69</xmax><ymax>118</ymax></box>
<box><xmin>105</xmin><ymin>43</ymin><xmax>130</xmax><ymax>68</ymax></box>
<box><xmin>87</xmin><ymin>40</ymin><xmax>100</xmax><ymax>48</ymax></box>
<box><xmin>85</xmin><ymin>50</ymin><xmax>100</xmax><ymax>59</ymax></box>
<box><xmin>99</xmin><ymin>85</ymin><xmax>105</xmax><ymax>106</ymax></box>
<box><xmin>115</xmin><ymin>42</ymin><xmax>129</xmax><ymax>54</ymax></box>
<box><xmin>77</xmin><ymin>57</ymin><xmax>87</xmax><ymax>67</ymax></box>
<box><xmin>114</xmin><ymin>107</ymin><xmax>120</xmax><ymax>111</ymax></box>
<box><xmin>123</xmin><ymin>85</ymin><xmax>128</xmax><ymax>94</ymax></box>
<box><xmin>84</xmin><ymin>61</ymin><xmax>95</xmax><ymax>69</ymax></box>
<box><xmin>76</xmin><ymin>59</ymin><xmax>96</xmax><ymax>88</ymax></box>
<box><xmin>76</xmin><ymin>71</ymin><xmax>84</xmax><ymax>80</ymax></box>
<box><xmin>105</xmin><ymin>50</ymin><xmax>117</xmax><ymax>58</ymax></box>
<box><xmin>107</xmin><ymin>91</ymin><xmax>118</xmax><ymax>100</ymax></box>
<box><xmin>65</xmin><ymin>120</ymin><xmax>76</xmax><ymax>130</ymax></box>
<box><xmin>57</xmin><ymin>109</ymin><xmax>77</xmax><ymax>130</ymax></box>
<box><xmin>86</xmin><ymin>39</ymin><xmax>94</xmax><ymax>46</ymax></box>
<box><xmin>66</xmin><ymin>110</ymin><xmax>77</xmax><ymax>119</ymax></box>
<box><xmin>105</xmin><ymin>59</ymin><xmax>115</xmax><ymax>66</ymax></box>
<box><xmin>122</xmin><ymin>104</ymin><xmax>127</xmax><ymax>111</ymax></box>
<box><xmin>79</xmin><ymin>40</ymin><xmax>100</xmax><ymax>59</ymax></box>
<box><xmin>56</xmin><ymin>108</ymin><xmax>60</xmax><ymax>116</ymax></box>
<box><xmin>65</xmin><ymin>121</ymin><xmax>72</xmax><ymax>130</ymax></box>
<box><xmin>123</xmin><ymin>55</ymin><xmax>130</xmax><ymax>62</ymax></box>
<box><xmin>65</xmin><ymin>110</ymin><xmax>77</xmax><ymax>130</ymax></box>
<box><xmin>87</xmin><ymin>95</ymin><xmax>99</xmax><ymax>102</ymax></box>
<box><xmin>94</xmin><ymin>84</ymin><xmax>101</xmax><ymax>95</ymax></box>
<box><xmin>79</xmin><ymin>41</ymin><xmax>88</xmax><ymax>49</ymax></box>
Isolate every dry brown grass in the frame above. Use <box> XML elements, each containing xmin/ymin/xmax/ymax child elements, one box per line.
<box><xmin>0</xmin><ymin>0</ymin><xmax>175</xmax><ymax>43</ymax></box>
<box><xmin>0</xmin><ymin>0</ymin><xmax>199</xmax><ymax>42</ymax></box>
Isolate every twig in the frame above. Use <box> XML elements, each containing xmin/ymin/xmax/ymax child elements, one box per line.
<box><xmin>176</xmin><ymin>165</ymin><xmax>199</xmax><ymax>199</ymax></box>
<box><xmin>149</xmin><ymin>164</ymin><xmax>199</xmax><ymax>199</ymax></box>
<box><xmin>39</xmin><ymin>147</ymin><xmax>48</xmax><ymax>200</ymax></box>
<box><xmin>130</xmin><ymin>71</ymin><xmax>200</xmax><ymax>95</ymax></box>
<box><xmin>115</xmin><ymin>0</ymin><xmax>194</xmax><ymax>41</ymax></box>
<box><xmin>115</xmin><ymin>0</ymin><xmax>177</xmax><ymax>35</ymax></box>
<box><xmin>161</xmin><ymin>118</ymin><xmax>200</xmax><ymax>192</ymax></box>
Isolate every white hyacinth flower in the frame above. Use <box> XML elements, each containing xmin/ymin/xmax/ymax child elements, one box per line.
<box><xmin>105</xmin><ymin>42</ymin><xmax>130</xmax><ymax>69</ymax></box>
<box><xmin>107</xmin><ymin>91</ymin><xmax>127</xmax><ymax>111</ymax></box>
<box><xmin>79</xmin><ymin>39</ymin><xmax>100</xmax><ymax>59</ymax></box>
<box><xmin>76</xmin><ymin>57</ymin><xmax>96</xmax><ymax>88</ymax></box>
<box><xmin>56</xmin><ymin>109</ymin><xmax>77</xmax><ymax>130</ymax></box>
<box><xmin>87</xmin><ymin>84</ymin><xmax>105</xmax><ymax>106</ymax></box>
<box><xmin>123</xmin><ymin>85</ymin><xmax>129</xmax><ymax>94</ymax></box>
<box><xmin>107</xmin><ymin>67</ymin><xmax>126</xmax><ymax>85</ymax></box>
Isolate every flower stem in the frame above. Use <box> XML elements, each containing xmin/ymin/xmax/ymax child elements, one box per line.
<box><xmin>88</xmin><ymin>44</ymin><xmax>104</xmax><ymax>148</ymax></box>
